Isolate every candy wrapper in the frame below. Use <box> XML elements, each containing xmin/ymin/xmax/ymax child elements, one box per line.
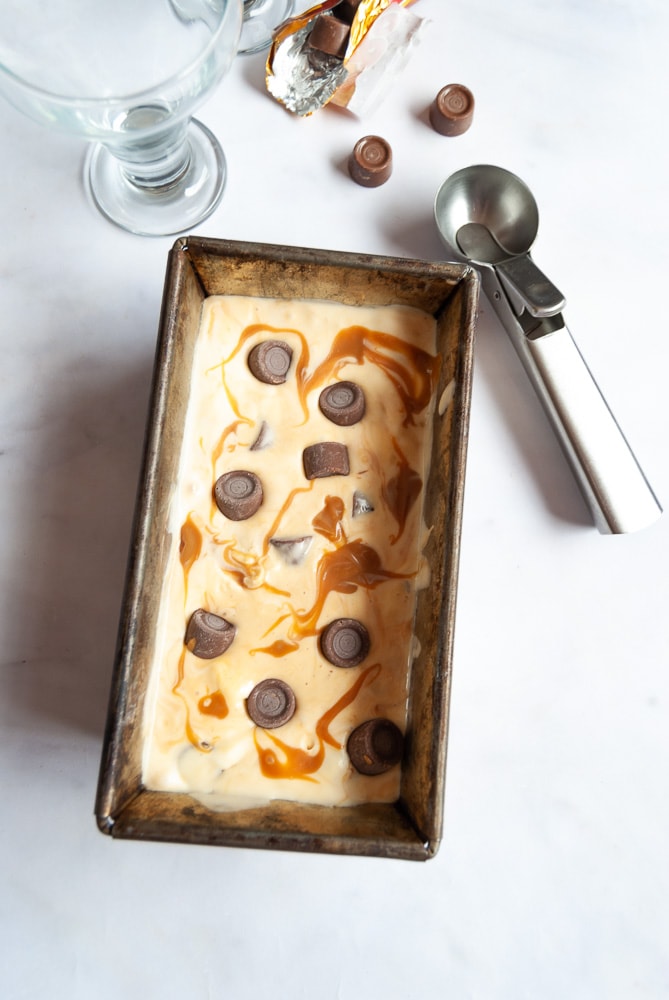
<box><xmin>266</xmin><ymin>0</ymin><xmax>425</xmax><ymax>117</ymax></box>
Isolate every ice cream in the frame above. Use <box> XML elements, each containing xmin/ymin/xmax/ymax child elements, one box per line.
<box><xmin>141</xmin><ymin>294</ymin><xmax>440</xmax><ymax>809</ymax></box>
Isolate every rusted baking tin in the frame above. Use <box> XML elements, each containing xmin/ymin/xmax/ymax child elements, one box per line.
<box><xmin>95</xmin><ymin>237</ymin><xmax>478</xmax><ymax>861</ymax></box>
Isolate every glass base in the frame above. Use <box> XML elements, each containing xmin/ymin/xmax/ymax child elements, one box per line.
<box><xmin>239</xmin><ymin>0</ymin><xmax>295</xmax><ymax>55</ymax></box>
<box><xmin>85</xmin><ymin>118</ymin><xmax>226</xmax><ymax>237</ymax></box>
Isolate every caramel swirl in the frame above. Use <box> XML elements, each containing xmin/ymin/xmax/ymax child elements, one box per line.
<box><xmin>254</xmin><ymin>663</ymin><xmax>381</xmax><ymax>780</ymax></box>
<box><xmin>299</xmin><ymin>325</ymin><xmax>440</xmax><ymax>427</ymax></box>
<box><xmin>286</xmin><ymin>539</ymin><xmax>412</xmax><ymax>639</ymax></box>
<box><xmin>212</xmin><ymin>323</ymin><xmax>310</xmax><ymax>420</ymax></box>
<box><xmin>198</xmin><ymin>691</ymin><xmax>229</xmax><ymax>719</ymax></box>
<box><xmin>312</xmin><ymin>495</ymin><xmax>347</xmax><ymax>546</ymax></box>
<box><xmin>179</xmin><ymin>515</ymin><xmax>202</xmax><ymax>576</ymax></box>
<box><xmin>383</xmin><ymin>438</ymin><xmax>422</xmax><ymax>544</ymax></box>
<box><xmin>249</xmin><ymin>639</ymin><xmax>299</xmax><ymax>658</ymax></box>
<box><xmin>171</xmin><ymin>650</ymin><xmax>214</xmax><ymax>752</ymax></box>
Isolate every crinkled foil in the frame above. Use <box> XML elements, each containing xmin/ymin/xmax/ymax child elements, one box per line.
<box><xmin>266</xmin><ymin>0</ymin><xmax>424</xmax><ymax>117</ymax></box>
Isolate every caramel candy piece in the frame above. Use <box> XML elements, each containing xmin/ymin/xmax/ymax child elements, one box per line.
<box><xmin>185</xmin><ymin>609</ymin><xmax>236</xmax><ymax>659</ymax></box>
<box><xmin>269</xmin><ymin>536</ymin><xmax>313</xmax><ymax>565</ymax></box>
<box><xmin>319</xmin><ymin>381</ymin><xmax>366</xmax><ymax>426</ymax></box>
<box><xmin>337</xmin><ymin>0</ymin><xmax>362</xmax><ymax>24</ymax></box>
<box><xmin>347</xmin><ymin>718</ymin><xmax>404</xmax><ymax>775</ymax></box>
<box><xmin>352</xmin><ymin>490</ymin><xmax>374</xmax><ymax>517</ymax></box>
<box><xmin>250</xmin><ymin>420</ymin><xmax>273</xmax><ymax>451</ymax></box>
<box><xmin>429</xmin><ymin>83</ymin><xmax>475</xmax><ymax>136</ymax></box>
<box><xmin>303</xmin><ymin>442</ymin><xmax>350</xmax><ymax>479</ymax></box>
<box><xmin>348</xmin><ymin>135</ymin><xmax>393</xmax><ymax>188</ymax></box>
<box><xmin>308</xmin><ymin>13</ymin><xmax>350</xmax><ymax>58</ymax></box>
<box><xmin>247</xmin><ymin>340</ymin><xmax>293</xmax><ymax>384</ymax></box>
<box><xmin>246</xmin><ymin>678</ymin><xmax>296</xmax><ymax>729</ymax></box>
<box><xmin>214</xmin><ymin>470</ymin><xmax>263</xmax><ymax>520</ymax></box>
<box><xmin>319</xmin><ymin>617</ymin><xmax>370</xmax><ymax>667</ymax></box>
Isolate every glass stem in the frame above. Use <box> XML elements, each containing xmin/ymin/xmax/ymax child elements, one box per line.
<box><xmin>108</xmin><ymin>114</ymin><xmax>192</xmax><ymax>192</ymax></box>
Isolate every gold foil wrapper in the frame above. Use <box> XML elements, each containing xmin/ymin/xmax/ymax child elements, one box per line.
<box><xmin>266</xmin><ymin>0</ymin><xmax>424</xmax><ymax>117</ymax></box>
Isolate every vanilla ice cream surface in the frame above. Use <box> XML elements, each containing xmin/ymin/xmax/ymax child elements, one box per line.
<box><xmin>141</xmin><ymin>294</ymin><xmax>441</xmax><ymax>809</ymax></box>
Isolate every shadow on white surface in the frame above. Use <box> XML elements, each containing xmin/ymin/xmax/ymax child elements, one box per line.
<box><xmin>471</xmin><ymin>296</ymin><xmax>594</xmax><ymax>528</ymax></box>
<box><xmin>236</xmin><ymin>44</ymin><xmax>273</xmax><ymax>97</ymax></box>
<box><xmin>3</xmin><ymin>358</ymin><xmax>155</xmax><ymax>738</ymax></box>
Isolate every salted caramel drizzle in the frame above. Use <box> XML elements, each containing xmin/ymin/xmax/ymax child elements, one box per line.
<box><xmin>179</xmin><ymin>515</ymin><xmax>202</xmax><ymax>575</ymax></box>
<box><xmin>261</xmin><ymin>482</ymin><xmax>314</xmax><ymax>555</ymax></box>
<box><xmin>212</xmin><ymin>320</ymin><xmax>438</xmax><ymax>428</ymax></box>
<box><xmin>172</xmin><ymin>649</ymin><xmax>213</xmax><ymax>752</ymax></box>
<box><xmin>249</xmin><ymin>639</ymin><xmax>299</xmax><ymax>658</ymax></box>
<box><xmin>286</xmin><ymin>538</ymin><xmax>412</xmax><ymax>640</ymax></box>
<box><xmin>198</xmin><ymin>691</ymin><xmax>229</xmax><ymax>719</ymax></box>
<box><xmin>312</xmin><ymin>494</ymin><xmax>347</xmax><ymax>545</ymax></box>
<box><xmin>383</xmin><ymin>437</ymin><xmax>422</xmax><ymax>544</ymax></box>
<box><xmin>219</xmin><ymin>540</ymin><xmax>290</xmax><ymax>596</ymax></box>
<box><xmin>298</xmin><ymin>325</ymin><xmax>440</xmax><ymax>427</ymax></box>
<box><xmin>211</xmin><ymin>418</ymin><xmax>251</xmax><ymax>466</ymax></box>
<box><xmin>179</xmin><ymin>514</ymin><xmax>202</xmax><ymax>602</ymax></box>
<box><xmin>254</xmin><ymin>662</ymin><xmax>382</xmax><ymax>780</ymax></box>
<box><xmin>211</xmin><ymin>322</ymin><xmax>311</xmax><ymax>420</ymax></box>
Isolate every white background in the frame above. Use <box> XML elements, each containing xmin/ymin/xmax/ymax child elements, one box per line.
<box><xmin>1</xmin><ymin>1</ymin><xmax>668</xmax><ymax>997</ymax></box>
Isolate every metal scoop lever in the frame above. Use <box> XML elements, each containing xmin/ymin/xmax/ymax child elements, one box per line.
<box><xmin>435</xmin><ymin>164</ymin><xmax>662</xmax><ymax>534</ymax></box>
<box><xmin>456</xmin><ymin>222</ymin><xmax>565</xmax><ymax>319</ymax></box>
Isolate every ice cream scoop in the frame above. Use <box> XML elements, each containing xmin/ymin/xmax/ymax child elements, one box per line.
<box><xmin>434</xmin><ymin>164</ymin><xmax>661</xmax><ymax>534</ymax></box>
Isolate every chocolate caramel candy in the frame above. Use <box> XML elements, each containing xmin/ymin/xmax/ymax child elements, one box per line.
<box><xmin>352</xmin><ymin>490</ymin><xmax>374</xmax><ymax>517</ymax></box>
<box><xmin>303</xmin><ymin>442</ymin><xmax>350</xmax><ymax>480</ymax></box>
<box><xmin>319</xmin><ymin>617</ymin><xmax>370</xmax><ymax>668</ymax></box>
<box><xmin>308</xmin><ymin>13</ymin><xmax>350</xmax><ymax>58</ymax></box>
<box><xmin>269</xmin><ymin>536</ymin><xmax>313</xmax><ymax>565</ymax></box>
<box><xmin>250</xmin><ymin>420</ymin><xmax>273</xmax><ymax>451</ymax></box>
<box><xmin>214</xmin><ymin>470</ymin><xmax>263</xmax><ymax>520</ymax></box>
<box><xmin>337</xmin><ymin>0</ymin><xmax>362</xmax><ymax>24</ymax></box>
<box><xmin>347</xmin><ymin>718</ymin><xmax>404</xmax><ymax>775</ymax></box>
<box><xmin>318</xmin><ymin>381</ymin><xmax>365</xmax><ymax>426</ymax></box>
<box><xmin>348</xmin><ymin>135</ymin><xmax>392</xmax><ymax>188</ymax></box>
<box><xmin>185</xmin><ymin>609</ymin><xmax>236</xmax><ymax>659</ymax></box>
<box><xmin>429</xmin><ymin>83</ymin><xmax>475</xmax><ymax>136</ymax></box>
<box><xmin>247</xmin><ymin>340</ymin><xmax>293</xmax><ymax>384</ymax></box>
<box><xmin>246</xmin><ymin>678</ymin><xmax>296</xmax><ymax>729</ymax></box>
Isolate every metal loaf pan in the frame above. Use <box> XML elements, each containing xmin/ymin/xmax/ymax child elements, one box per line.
<box><xmin>95</xmin><ymin>237</ymin><xmax>478</xmax><ymax>860</ymax></box>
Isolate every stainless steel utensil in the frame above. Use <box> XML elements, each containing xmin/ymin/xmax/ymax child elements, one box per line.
<box><xmin>434</xmin><ymin>163</ymin><xmax>661</xmax><ymax>534</ymax></box>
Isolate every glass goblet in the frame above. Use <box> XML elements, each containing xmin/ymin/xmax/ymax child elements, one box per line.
<box><xmin>0</xmin><ymin>0</ymin><xmax>242</xmax><ymax>236</ymax></box>
<box><xmin>239</xmin><ymin>0</ymin><xmax>295</xmax><ymax>55</ymax></box>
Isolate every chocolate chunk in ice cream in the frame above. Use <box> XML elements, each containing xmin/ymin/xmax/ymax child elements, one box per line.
<box><xmin>250</xmin><ymin>420</ymin><xmax>273</xmax><ymax>451</ymax></box>
<box><xmin>347</xmin><ymin>718</ymin><xmax>404</xmax><ymax>775</ymax></box>
<box><xmin>247</xmin><ymin>340</ymin><xmax>293</xmax><ymax>384</ymax></box>
<box><xmin>319</xmin><ymin>381</ymin><xmax>366</xmax><ymax>426</ymax></box>
<box><xmin>246</xmin><ymin>678</ymin><xmax>296</xmax><ymax>729</ymax></box>
<box><xmin>185</xmin><ymin>609</ymin><xmax>236</xmax><ymax>659</ymax></box>
<box><xmin>303</xmin><ymin>442</ymin><xmax>350</xmax><ymax>479</ymax></box>
<box><xmin>320</xmin><ymin>617</ymin><xmax>370</xmax><ymax>668</ymax></box>
<box><xmin>214</xmin><ymin>470</ymin><xmax>263</xmax><ymax>520</ymax></box>
<box><xmin>269</xmin><ymin>536</ymin><xmax>313</xmax><ymax>565</ymax></box>
<box><xmin>352</xmin><ymin>490</ymin><xmax>374</xmax><ymax>517</ymax></box>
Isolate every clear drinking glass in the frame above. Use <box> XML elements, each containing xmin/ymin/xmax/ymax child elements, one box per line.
<box><xmin>239</xmin><ymin>0</ymin><xmax>294</xmax><ymax>55</ymax></box>
<box><xmin>0</xmin><ymin>0</ymin><xmax>242</xmax><ymax>236</ymax></box>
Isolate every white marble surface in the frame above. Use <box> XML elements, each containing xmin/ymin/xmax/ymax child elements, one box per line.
<box><xmin>1</xmin><ymin>2</ymin><xmax>668</xmax><ymax>997</ymax></box>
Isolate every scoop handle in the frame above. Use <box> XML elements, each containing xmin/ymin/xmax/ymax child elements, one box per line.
<box><xmin>526</xmin><ymin>323</ymin><xmax>661</xmax><ymax>533</ymax></box>
<box><xmin>497</xmin><ymin>254</ymin><xmax>565</xmax><ymax>319</ymax></box>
